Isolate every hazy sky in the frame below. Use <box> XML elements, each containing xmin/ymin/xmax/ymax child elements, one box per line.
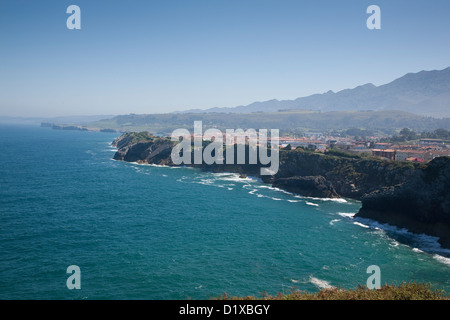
<box><xmin>1</xmin><ymin>0</ymin><xmax>449</xmax><ymax>117</ymax></box>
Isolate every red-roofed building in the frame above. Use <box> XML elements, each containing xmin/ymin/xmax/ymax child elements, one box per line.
<box><xmin>396</xmin><ymin>150</ymin><xmax>432</xmax><ymax>161</ymax></box>
<box><xmin>372</xmin><ymin>149</ymin><xmax>396</xmax><ymax>160</ymax></box>
<box><xmin>405</xmin><ymin>157</ymin><xmax>425</xmax><ymax>162</ymax></box>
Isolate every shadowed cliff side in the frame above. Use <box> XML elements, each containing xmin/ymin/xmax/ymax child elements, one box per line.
<box><xmin>270</xmin><ymin>149</ymin><xmax>421</xmax><ymax>200</ymax></box>
<box><xmin>356</xmin><ymin>156</ymin><xmax>450</xmax><ymax>249</ymax></box>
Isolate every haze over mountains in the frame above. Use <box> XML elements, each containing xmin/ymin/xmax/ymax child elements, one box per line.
<box><xmin>179</xmin><ymin>67</ymin><xmax>450</xmax><ymax>118</ymax></box>
<box><xmin>4</xmin><ymin>66</ymin><xmax>449</xmax><ymax>134</ymax></box>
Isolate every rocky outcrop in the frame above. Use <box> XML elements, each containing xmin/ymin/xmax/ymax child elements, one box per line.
<box><xmin>113</xmin><ymin>141</ymin><xmax>174</xmax><ymax>165</ymax></box>
<box><xmin>112</xmin><ymin>132</ymin><xmax>175</xmax><ymax>165</ymax></box>
<box><xmin>272</xmin><ymin>176</ymin><xmax>339</xmax><ymax>198</ymax></box>
<box><xmin>271</xmin><ymin>150</ymin><xmax>420</xmax><ymax>200</ymax></box>
<box><xmin>356</xmin><ymin>156</ymin><xmax>450</xmax><ymax>248</ymax></box>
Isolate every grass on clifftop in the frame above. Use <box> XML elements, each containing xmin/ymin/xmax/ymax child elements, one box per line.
<box><xmin>216</xmin><ymin>283</ymin><xmax>448</xmax><ymax>300</ymax></box>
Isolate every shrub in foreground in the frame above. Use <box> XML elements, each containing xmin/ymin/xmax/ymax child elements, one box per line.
<box><xmin>216</xmin><ymin>283</ymin><xmax>448</xmax><ymax>300</ymax></box>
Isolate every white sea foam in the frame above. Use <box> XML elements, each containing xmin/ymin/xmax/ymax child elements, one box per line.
<box><xmin>197</xmin><ymin>178</ymin><xmax>231</xmax><ymax>190</ymax></box>
<box><xmin>176</xmin><ymin>176</ymin><xmax>187</xmax><ymax>182</ymax></box>
<box><xmin>389</xmin><ymin>240</ymin><xmax>400</xmax><ymax>247</ymax></box>
<box><xmin>212</xmin><ymin>172</ymin><xmax>261</xmax><ymax>183</ymax></box>
<box><xmin>256</xmin><ymin>185</ymin><xmax>297</xmax><ymax>196</ymax></box>
<box><xmin>106</xmin><ymin>143</ymin><xmax>118</xmax><ymax>149</ymax></box>
<box><xmin>247</xmin><ymin>183</ymin><xmax>351</xmax><ymax>203</ymax></box>
<box><xmin>129</xmin><ymin>161</ymin><xmax>170</xmax><ymax>168</ymax></box>
<box><xmin>329</xmin><ymin>219</ymin><xmax>341</xmax><ymax>226</ymax></box>
<box><xmin>337</xmin><ymin>212</ymin><xmax>356</xmax><ymax>218</ymax></box>
<box><xmin>323</xmin><ymin>198</ymin><xmax>347</xmax><ymax>203</ymax></box>
<box><xmin>287</xmin><ymin>200</ymin><xmax>301</xmax><ymax>203</ymax></box>
<box><xmin>255</xmin><ymin>185</ymin><xmax>278</xmax><ymax>190</ymax></box>
<box><xmin>306</xmin><ymin>197</ymin><xmax>348</xmax><ymax>203</ymax></box>
<box><xmin>433</xmin><ymin>254</ymin><xmax>450</xmax><ymax>266</ymax></box>
<box><xmin>148</xmin><ymin>163</ymin><xmax>170</xmax><ymax>168</ymax></box>
<box><xmin>218</xmin><ymin>176</ymin><xmax>255</xmax><ymax>183</ymax></box>
<box><xmin>309</xmin><ymin>276</ymin><xmax>335</xmax><ymax>289</ymax></box>
<box><xmin>305</xmin><ymin>202</ymin><xmax>319</xmax><ymax>207</ymax></box>
<box><xmin>352</xmin><ymin>217</ymin><xmax>450</xmax><ymax>263</ymax></box>
<box><xmin>353</xmin><ymin>221</ymin><xmax>370</xmax><ymax>228</ymax></box>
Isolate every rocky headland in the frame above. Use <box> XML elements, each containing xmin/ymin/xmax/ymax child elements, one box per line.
<box><xmin>112</xmin><ymin>132</ymin><xmax>450</xmax><ymax>249</ymax></box>
<box><xmin>355</xmin><ymin>156</ymin><xmax>450</xmax><ymax>248</ymax></box>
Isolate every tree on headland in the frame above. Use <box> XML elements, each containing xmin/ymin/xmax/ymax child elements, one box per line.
<box><xmin>399</xmin><ymin>128</ymin><xmax>418</xmax><ymax>141</ymax></box>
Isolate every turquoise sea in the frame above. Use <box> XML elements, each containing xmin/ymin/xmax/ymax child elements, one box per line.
<box><xmin>0</xmin><ymin>124</ymin><xmax>449</xmax><ymax>299</ymax></box>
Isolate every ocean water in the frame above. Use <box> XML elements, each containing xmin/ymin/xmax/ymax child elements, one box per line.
<box><xmin>0</xmin><ymin>124</ymin><xmax>449</xmax><ymax>300</ymax></box>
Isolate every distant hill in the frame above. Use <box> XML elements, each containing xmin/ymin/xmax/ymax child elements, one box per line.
<box><xmin>87</xmin><ymin>110</ymin><xmax>450</xmax><ymax>135</ymax></box>
<box><xmin>178</xmin><ymin>67</ymin><xmax>450</xmax><ymax>118</ymax></box>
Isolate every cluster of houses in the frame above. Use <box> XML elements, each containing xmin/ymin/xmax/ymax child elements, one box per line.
<box><xmin>279</xmin><ymin>135</ymin><xmax>450</xmax><ymax>163</ymax></box>
<box><xmin>191</xmin><ymin>131</ymin><xmax>449</xmax><ymax>163</ymax></box>
<box><xmin>369</xmin><ymin>139</ymin><xmax>450</xmax><ymax>162</ymax></box>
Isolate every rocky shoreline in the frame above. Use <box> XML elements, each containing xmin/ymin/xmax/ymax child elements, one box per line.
<box><xmin>112</xmin><ymin>132</ymin><xmax>450</xmax><ymax>249</ymax></box>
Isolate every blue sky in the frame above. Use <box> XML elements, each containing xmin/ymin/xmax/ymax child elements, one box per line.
<box><xmin>1</xmin><ymin>0</ymin><xmax>449</xmax><ymax>117</ymax></box>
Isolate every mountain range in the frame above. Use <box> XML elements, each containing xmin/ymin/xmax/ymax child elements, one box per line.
<box><xmin>179</xmin><ymin>67</ymin><xmax>450</xmax><ymax>118</ymax></box>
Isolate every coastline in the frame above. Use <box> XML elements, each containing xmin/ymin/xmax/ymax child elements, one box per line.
<box><xmin>111</xmin><ymin>132</ymin><xmax>450</xmax><ymax>250</ymax></box>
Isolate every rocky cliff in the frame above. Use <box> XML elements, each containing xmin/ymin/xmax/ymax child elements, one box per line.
<box><xmin>113</xmin><ymin>132</ymin><xmax>175</xmax><ymax>165</ymax></box>
<box><xmin>356</xmin><ymin>156</ymin><xmax>450</xmax><ymax>248</ymax></box>
<box><xmin>272</xmin><ymin>176</ymin><xmax>339</xmax><ymax>198</ymax></box>
<box><xmin>270</xmin><ymin>150</ymin><xmax>421</xmax><ymax>200</ymax></box>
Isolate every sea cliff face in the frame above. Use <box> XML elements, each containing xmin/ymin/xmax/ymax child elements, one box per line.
<box><xmin>272</xmin><ymin>176</ymin><xmax>339</xmax><ymax>198</ymax></box>
<box><xmin>112</xmin><ymin>132</ymin><xmax>450</xmax><ymax>248</ymax></box>
<box><xmin>271</xmin><ymin>150</ymin><xmax>420</xmax><ymax>200</ymax></box>
<box><xmin>113</xmin><ymin>132</ymin><xmax>175</xmax><ymax>165</ymax></box>
<box><xmin>356</xmin><ymin>156</ymin><xmax>450</xmax><ymax>248</ymax></box>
